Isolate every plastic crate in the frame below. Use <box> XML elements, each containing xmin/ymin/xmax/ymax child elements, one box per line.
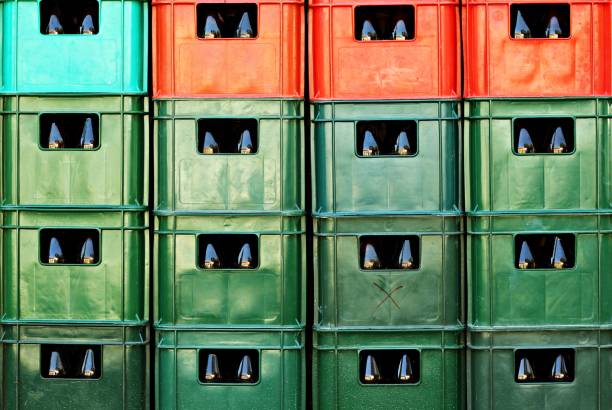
<box><xmin>152</xmin><ymin>0</ymin><xmax>304</xmax><ymax>98</ymax></box>
<box><xmin>465</xmin><ymin>98</ymin><xmax>612</xmax><ymax>213</ymax></box>
<box><xmin>312</xmin><ymin>100</ymin><xmax>461</xmax><ymax>215</ymax></box>
<box><xmin>0</xmin><ymin>209</ymin><xmax>148</xmax><ymax>324</ymax></box>
<box><xmin>314</xmin><ymin>328</ymin><xmax>465</xmax><ymax>410</ymax></box>
<box><xmin>0</xmin><ymin>323</ymin><xmax>148</xmax><ymax>410</ymax></box>
<box><xmin>314</xmin><ymin>214</ymin><xmax>463</xmax><ymax>328</ymax></box>
<box><xmin>468</xmin><ymin>212</ymin><xmax>612</xmax><ymax>329</ymax></box>
<box><xmin>155</xmin><ymin>327</ymin><xmax>305</xmax><ymax>410</ymax></box>
<box><xmin>309</xmin><ymin>0</ymin><xmax>460</xmax><ymax>100</ymax></box>
<box><xmin>155</xmin><ymin>212</ymin><xmax>304</xmax><ymax>327</ymax></box>
<box><xmin>463</xmin><ymin>0</ymin><xmax>612</xmax><ymax>98</ymax></box>
<box><xmin>0</xmin><ymin>0</ymin><xmax>148</xmax><ymax>94</ymax></box>
<box><xmin>468</xmin><ymin>328</ymin><xmax>612</xmax><ymax>409</ymax></box>
<box><xmin>154</xmin><ymin>99</ymin><xmax>303</xmax><ymax>213</ymax></box>
<box><xmin>0</xmin><ymin>95</ymin><xmax>148</xmax><ymax>208</ymax></box>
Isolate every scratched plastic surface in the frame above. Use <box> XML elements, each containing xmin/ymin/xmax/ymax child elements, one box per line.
<box><xmin>309</xmin><ymin>0</ymin><xmax>460</xmax><ymax>100</ymax></box>
<box><xmin>314</xmin><ymin>214</ymin><xmax>463</xmax><ymax>328</ymax></box>
<box><xmin>463</xmin><ymin>0</ymin><xmax>612</xmax><ymax>98</ymax></box>
<box><xmin>314</xmin><ymin>329</ymin><xmax>465</xmax><ymax>410</ymax></box>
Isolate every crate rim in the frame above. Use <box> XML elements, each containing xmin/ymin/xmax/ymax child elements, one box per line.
<box><xmin>467</xmin><ymin>327</ymin><xmax>612</xmax><ymax>349</ymax></box>
<box><xmin>155</xmin><ymin>326</ymin><xmax>305</xmax><ymax>350</ymax></box>
<box><xmin>313</xmin><ymin>209</ymin><xmax>463</xmax><ymax>218</ymax></box>
<box><xmin>0</xmin><ymin>322</ymin><xmax>150</xmax><ymax>345</ymax></box>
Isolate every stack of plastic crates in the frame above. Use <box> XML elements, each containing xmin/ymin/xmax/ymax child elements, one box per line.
<box><xmin>309</xmin><ymin>0</ymin><xmax>465</xmax><ymax>407</ymax></box>
<box><xmin>0</xmin><ymin>0</ymin><xmax>149</xmax><ymax>408</ymax></box>
<box><xmin>152</xmin><ymin>0</ymin><xmax>306</xmax><ymax>408</ymax></box>
<box><xmin>464</xmin><ymin>0</ymin><xmax>612</xmax><ymax>407</ymax></box>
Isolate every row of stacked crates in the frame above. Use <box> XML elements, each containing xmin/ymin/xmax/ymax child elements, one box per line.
<box><xmin>0</xmin><ymin>1</ymin><xmax>149</xmax><ymax>408</ymax></box>
<box><xmin>464</xmin><ymin>0</ymin><xmax>612</xmax><ymax>408</ymax></box>
<box><xmin>151</xmin><ymin>0</ymin><xmax>306</xmax><ymax>408</ymax></box>
<box><xmin>309</xmin><ymin>0</ymin><xmax>465</xmax><ymax>408</ymax></box>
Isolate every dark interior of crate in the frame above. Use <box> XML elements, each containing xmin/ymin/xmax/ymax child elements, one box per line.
<box><xmin>40</xmin><ymin>228</ymin><xmax>100</xmax><ymax>265</ymax></box>
<box><xmin>354</xmin><ymin>6</ymin><xmax>415</xmax><ymax>41</ymax></box>
<box><xmin>40</xmin><ymin>113</ymin><xmax>100</xmax><ymax>149</ymax></box>
<box><xmin>199</xmin><ymin>349</ymin><xmax>259</xmax><ymax>383</ymax></box>
<box><xmin>196</xmin><ymin>4</ymin><xmax>258</xmax><ymax>38</ymax></box>
<box><xmin>40</xmin><ymin>0</ymin><xmax>100</xmax><ymax>35</ymax></box>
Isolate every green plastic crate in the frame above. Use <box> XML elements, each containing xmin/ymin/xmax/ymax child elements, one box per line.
<box><xmin>314</xmin><ymin>213</ymin><xmax>463</xmax><ymax>328</ymax></box>
<box><xmin>155</xmin><ymin>327</ymin><xmax>305</xmax><ymax>410</ymax></box>
<box><xmin>155</xmin><ymin>212</ymin><xmax>305</xmax><ymax>327</ymax></box>
<box><xmin>0</xmin><ymin>0</ymin><xmax>148</xmax><ymax>94</ymax></box>
<box><xmin>465</xmin><ymin>98</ymin><xmax>612</xmax><ymax>213</ymax></box>
<box><xmin>468</xmin><ymin>328</ymin><xmax>612</xmax><ymax>410</ymax></box>
<box><xmin>0</xmin><ymin>209</ymin><xmax>148</xmax><ymax>324</ymax></box>
<box><xmin>312</xmin><ymin>100</ymin><xmax>461</xmax><ymax>215</ymax></box>
<box><xmin>0</xmin><ymin>95</ymin><xmax>148</xmax><ymax>208</ymax></box>
<box><xmin>155</xmin><ymin>99</ymin><xmax>304</xmax><ymax>213</ymax></box>
<box><xmin>314</xmin><ymin>328</ymin><xmax>465</xmax><ymax>410</ymax></box>
<box><xmin>468</xmin><ymin>212</ymin><xmax>612</xmax><ymax>329</ymax></box>
<box><xmin>0</xmin><ymin>323</ymin><xmax>149</xmax><ymax>410</ymax></box>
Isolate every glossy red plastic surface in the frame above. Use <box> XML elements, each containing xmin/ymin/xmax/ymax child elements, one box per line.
<box><xmin>464</xmin><ymin>0</ymin><xmax>612</xmax><ymax>98</ymax></box>
<box><xmin>309</xmin><ymin>0</ymin><xmax>461</xmax><ymax>101</ymax></box>
<box><xmin>153</xmin><ymin>0</ymin><xmax>304</xmax><ymax>98</ymax></box>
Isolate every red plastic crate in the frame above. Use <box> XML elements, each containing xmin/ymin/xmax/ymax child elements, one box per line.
<box><xmin>153</xmin><ymin>0</ymin><xmax>304</xmax><ymax>98</ymax></box>
<box><xmin>464</xmin><ymin>0</ymin><xmax>612</xmax><ymax>98</ymax></box>
<box><xmin>309</xmin><ymin>0</ymin><xmax>460</xmax><ymax>101</ymax></box>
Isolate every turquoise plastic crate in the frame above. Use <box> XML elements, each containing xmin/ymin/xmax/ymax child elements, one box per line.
<box><xmin>0</xmin><ymin>0</ymin><xmax>148</xmax><ymax>94</ymax></box>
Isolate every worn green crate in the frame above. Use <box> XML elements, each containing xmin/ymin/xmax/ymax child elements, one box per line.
<box><xmin>155</xmin><ymin>99</ymin><xmax>304</xmax><ymax>213</ymax></box>
<box><xmin>155</xmin><ymin>212</ymin><xmax>305</xmax><ymax>327</ymax></box>
<box><xmin>465</xmin><ymin>98</ymin><xmax>612</xmax><ymax>213</ymax></box>
<box><xmin>468</xmin><ymin>328</ymin><xmax>612</xmax><ymax>410</ymax></box>
<box><xmin>0</xmin><ymin>95</ymin><xmax>148</xmax><ymax>208</ymax></box>
<box><xmin>314</xmin><ymin>213</ymin><xmax>463</xmax><ymax>328</ymax></box>
<box><xmin>155</xmin><ymin>327</ymin><xmax>305</xmax><ymax>410</ymax></box>
<box><xmin>312</xmin><ymin>100</ymin><xmax>461</xmax><ymax>215</ymax></box>
<box><xmin>314</xmin><ymin>328</ymin><xmax>465</xmax><ymax>410</ymax></box>
<box><xmin>0</xmin><ymin>323</ymin><xmax>149</xmax><ymax>410</ymax></box>
<box><xmin>0</xmin><ymin>0</ymin><xmax>147</xmax><ymax>94</ymax></box>
<box><xmin>0</xmin><ymin>209</ymin><xmax>148</xmax><ymax>324</ymax></box>
<box><xmin>468</xmin><ymin>213</ymin><xmax>612</xmax><ymax>329</ymax></box>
